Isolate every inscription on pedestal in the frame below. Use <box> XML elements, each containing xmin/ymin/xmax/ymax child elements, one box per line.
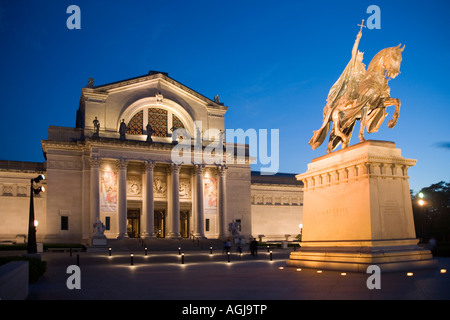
<box><xmin>381</xmin><ymin>200</ymin><xmax>401</xmax><ymax>215</ymax></box>
<box><xmin>319</xmin><ymin>207</ymin><xmax>348</xmax><ymax>215</ymax></box>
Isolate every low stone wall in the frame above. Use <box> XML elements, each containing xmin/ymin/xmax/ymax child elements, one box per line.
<box><xmin>0</xmin><ymin>261</ymin><xmax>29</xmax><ymax>300</ymax></box>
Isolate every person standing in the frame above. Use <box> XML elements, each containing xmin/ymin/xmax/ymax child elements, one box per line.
<box><xmin>250</xmin><ymin>238</ymin><xmax>258</xmax><ymax>257</ymax></box>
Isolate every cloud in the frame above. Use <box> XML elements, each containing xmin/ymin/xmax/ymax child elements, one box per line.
<box><xmin>435</xmin><ymin>142</ymin><xmax>450</xmax><ymax>150</ymax></box>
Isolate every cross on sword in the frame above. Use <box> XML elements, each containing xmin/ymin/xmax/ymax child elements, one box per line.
<box><xmin>358</xmin><ymin>19</ymin><xmax>366</xmax><ymax>32</ymax></box>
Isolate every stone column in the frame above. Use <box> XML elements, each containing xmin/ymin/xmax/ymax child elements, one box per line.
<box><xmin>194</xmin><ymin>164</ymin><xmax>205</xmax><ymax>239</ymax></box>
<box><xmin>218</xmin><ymin>165</ymin><xmax>228</xmax><ymax>240</ymax></box>
<box><xmin>142</xmin><ymin>161</ymin><xmax>155</xmax><ymax>238</ymax></box>
<box><xmin>168</xmin><ymin>163</ymin><xmax>181</xmax><ymax>239</ymax></box>
<box><xmin>89</xmin><ymin>157</ymin><xmax>101</xmax><ymax>227</ymax></box>
<box><xmin>117</xmin><ymin>159</ymin><xmax>128</xmax><ymax>238</ymax></box>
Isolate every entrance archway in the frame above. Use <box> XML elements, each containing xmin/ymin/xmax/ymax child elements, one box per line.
<box><xmin>180</xmin><ymin>210</ymin><xmax>190</xmax><ymax>238</ymax></box>
<box><xmin>154</xmin><ymin>210</ymin><xmax>166</xmax><ymax>238</ymax></box>
<box><xmin>127</xmin><ymin>209</ymin><xmax>140</xmax><ymax>238</ymax></box>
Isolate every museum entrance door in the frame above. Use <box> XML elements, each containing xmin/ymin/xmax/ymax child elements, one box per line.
<box><xmin>180</xmin><ymin>210</ymin><xmax>190</xmax><ymax>238</ymax></box>
<box><xmin>127</xmin><ymin>209</ymin><xmax>140</xmax><ymax>238</ymax></box>
<box><xmin>154</xmin><ymin>210</ymin><xmax>165</xmax><ymax>238</ymax></box>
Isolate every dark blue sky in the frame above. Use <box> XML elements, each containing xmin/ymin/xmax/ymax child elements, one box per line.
<box><xmin>0</xmin><ymin>0</ymin><xmax>449</xmax><ymax>192</ymax></box>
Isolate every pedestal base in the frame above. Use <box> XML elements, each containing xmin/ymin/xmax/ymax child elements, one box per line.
<box><xmin>92</xmin><ymin>237</ymin><xmax>107</xmax><ymax>246</ymax></box>
<box><xmin>287</xmin><ymin>239</ymin><xmax>437</xmax><ymax>273</ymax></box>
<box><xmin>87</xmin><ymin>236</ymin><xmax>108</xmax><ymax>253</ymax></box>
<box><xmin>288</xmin><ymin>141</ymin><xmax>437</xmax><ymax>273</ymax></box>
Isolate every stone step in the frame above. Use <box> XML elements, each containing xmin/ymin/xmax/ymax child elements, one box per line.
<box><xmin>106</xmin><ymin>238</ymin><xmax>224</xmax><ymax>252</ymax></box>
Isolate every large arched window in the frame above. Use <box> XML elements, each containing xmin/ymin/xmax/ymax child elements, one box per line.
<box><xmin>126</xmin><ymin>110</ymin><xmax>143</xmax><ymax>135</ymax></box>
<box><xmin>126</xmin><ymin>107</ymin><xmax>186</xmax><ymax>137</ymax></box>
<box><xmin>172</xmin><ymin>114</ymin><xmax>185</xmax><ymax>130</ymax></box>
<box><xmin>148</xmin><ymin>108</ymin><xmax>168</xmax><ymax>137</ymax></box>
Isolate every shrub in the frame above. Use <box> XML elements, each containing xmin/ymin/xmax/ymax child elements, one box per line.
<box><xmin>0</xmin><ymin>256</ymin><xmax>47</xmax><ymax>283</ymax></box>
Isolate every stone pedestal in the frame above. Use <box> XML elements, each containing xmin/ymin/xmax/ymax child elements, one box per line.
<box><xmin>88</xmin><ymin>219</ymin><xmax>108</xmax><ymax>252</ymax></box>
<box><xmin>287</xmin><ymin>140</ymin><xmax>437</xmax><ymax>272</ymax></box>
<box><xmin>92</xmin><ymin>235</ymin><xmax>107</xmax><ymax>246</ymax></box>
<box><xmin>87</xmin><ymin>235</ymin><xmax>108</xmax><ymax>253</ymax></box>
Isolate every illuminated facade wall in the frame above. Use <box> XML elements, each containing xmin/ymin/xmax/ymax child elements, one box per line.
<box><xmin>0</xmin><ymin>71</ymin><xmax>302</xmax><ymax>244</ymax></box>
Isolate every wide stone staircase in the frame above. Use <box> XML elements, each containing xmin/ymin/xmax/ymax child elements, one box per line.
<box><xmin>84</xmin><ymin>237</ymin><xmax>292</xmax><ymax>266</ymax></box>
<box><xmin>106</xmin><ymin>237</ymin><xmax>224</xmax><ymax>253</ymax></box>
<box><xmin>88</xmin><ymin>237</ymin><xmax>288</xmax><ymax>265</ymax></box>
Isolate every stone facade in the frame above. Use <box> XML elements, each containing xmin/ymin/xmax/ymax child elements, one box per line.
<box><xmin>0</xmin><ymin>71</ymin><xmax>303</xmax><ymax>244</ymax></box>
<box><xmin>251</xmin><ymin>173</ymin><xmax>303</xmax><ymax>241</ymax></box>
<box><xmin>0</xmin><ymin>162</ymin><xmax>47</xmax><ymax>243</ymax></box>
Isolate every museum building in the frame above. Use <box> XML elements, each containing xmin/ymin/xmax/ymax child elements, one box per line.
<box><xmin>0</xmin><ymin>71</ymin><xmax>303</xmax><ymax>245</ymax></box>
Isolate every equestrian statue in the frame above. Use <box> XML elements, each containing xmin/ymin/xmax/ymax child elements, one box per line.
<box><xmin>309</xmin><ymin>20</ymin><xmax>405</xmax><ymax>153</ymax></box>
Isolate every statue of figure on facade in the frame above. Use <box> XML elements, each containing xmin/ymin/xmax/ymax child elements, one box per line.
<box><xmin>93</xmin><ymin>117</ymin><xmax>100</xmax><ymax>138</ymax></box>
<box><xmin>309</xmin><ymin>20</ymin><xmax>404</xmax><ymax>153</ymax></box>
<box><xmin>170</xmin><ymin>126</ymin><xmax>178</xmax><ymax>144</ymax></box>
<box><xmin>93</xmin><ymin>220</ymin><xmax>105</xmax><ymax>236</ymax></box>
<box><xmin>228</xmin><ymin>221</ymin><xmax>240</xmax><ymax>236</ymax></box>
<box><xmin>218</xmin><ymin>129</ymin><xmax>224</xmax><ymax>144</ymax></box>
<box><xmin>146</xmin><ymin>123</ymin><xmax>154</xmax><ymax>143</ymax></box>
<box><xmin>92</xmin><ymin>219</ymin><xmax>107</xmax><ymax>246</ymax></box>
<box><xmin>86</xmin><ymin>77</ymin><xmax>95</xmax><ymax>88</ymax></box>
<box><xmin>119</xmin><ymin>119</ymin><xmax>127</xmax><ymax>140</ymax></box>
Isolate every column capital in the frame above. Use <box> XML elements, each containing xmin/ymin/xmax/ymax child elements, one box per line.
<box><xmin>169</xmin><ymin>163</ymin><xmax>182</xmax><ymax>173</ymax></box>
<box><xmin>116</xmin><ymin>159</ymin><xmax>129</xmax><ymax>170</ymax></box>
<box><xmin>143</xmin><ymin>160</ymin><xmax>156</xmax><ymax>172</ymax></box>
<box><xmin>194</xmin><ymin>164</ymin><xmax>205</xmax><ymax>174</ymax></box>
<box><xmin>218</xmin><ymin>164</ymin><xmax>228</xmax><ymax>176</ymax></box>
<box><xmin>89</xmin><ymin>156</ymin><xmax>100</xmax><ymax>168</ymax></box>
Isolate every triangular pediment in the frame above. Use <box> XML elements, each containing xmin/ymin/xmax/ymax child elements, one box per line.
<box><xmin>84</xmin><ymin>71</ymin><xmax>226</xmax><ymax>110</ymax></box>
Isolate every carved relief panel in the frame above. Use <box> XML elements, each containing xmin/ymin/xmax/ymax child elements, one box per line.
<box><xmin>153</xmin><ymin>176</ymin><xmax>167</xmax><ymax>199</ymax></box>
<box><xmin>127</xmin><ymin>176</ymin><xmax>142</xmax><ymax>197</ymax></box>
<box><xmin>179</xmin><ymin>179</ymin><xmax>191</xmax><ymax>199</ymax></box>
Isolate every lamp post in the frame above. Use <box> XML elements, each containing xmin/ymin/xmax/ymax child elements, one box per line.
<box><xmin>27</xmin><ymin>174</ymin><xmax>45</xmax><ymax>254</ymax></box>
<box><xmin>418</xmin><ymin>192</ymin><xmax>425</xmax><ymax>242</ymax></box>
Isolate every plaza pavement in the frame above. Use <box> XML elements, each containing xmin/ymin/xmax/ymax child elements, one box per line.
<box><xmin>24</xmin><ymin>239</ymin><xmax>450</xmax><ymax>302</ymax></box>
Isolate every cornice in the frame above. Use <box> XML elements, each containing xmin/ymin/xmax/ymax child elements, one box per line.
<box><xmin>89</xmin><ymin>72</ymin><xmax>228</xmax><ymax>110</ymax></box>
<box><xmin>298</xmin><ymin>153</ymin><xmax>416</xmax><ymax>181</ymax></box>
<box><xmin>81</xmin><ymin>89</ymin><xmax>109</xmax><ymax>103</ymax></box>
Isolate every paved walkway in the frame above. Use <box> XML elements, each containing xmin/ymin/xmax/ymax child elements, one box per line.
<box><xmin>26</xmin><ymin>243</ymin><xmax>450</xmax><ymax>301</ymax></box>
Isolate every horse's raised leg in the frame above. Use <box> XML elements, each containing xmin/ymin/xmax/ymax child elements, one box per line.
<box><xmin>386</xmin><ymin>98</ymin><xmax>401</xmax><ymax>128</ymax></box>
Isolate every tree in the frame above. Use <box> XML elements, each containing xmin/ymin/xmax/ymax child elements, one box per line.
<box><xmin>412</xmin><ymin>181</ymin><xmax>450</xmax><ymax>242</ymax></box>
